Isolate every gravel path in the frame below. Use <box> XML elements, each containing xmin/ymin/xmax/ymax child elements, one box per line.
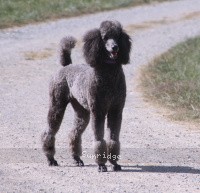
<box><xmin>1</xmin><ymin>0</ymin><xmax>200</xmax><ymax>192</ymax></box>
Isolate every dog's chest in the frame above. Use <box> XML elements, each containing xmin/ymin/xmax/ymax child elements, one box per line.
<box><xmin>93</xmin><ymin>74</ymin><xmax>125</xmax><ymax>102</ymax></box>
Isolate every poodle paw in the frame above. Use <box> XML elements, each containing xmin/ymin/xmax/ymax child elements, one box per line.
<box><xmin>73</xmin><ymin>156</ymin><xmax>84</xmax><ymax>166</ymax></box>
<box><xmin>48</xmin><ymin>158</ymin><xmax>58</xmax><ymax>166</ymax></box>
<box><xmin>98</xmin><ymin>164</ymin><xmax>107</xmax><ymax>172</ymax></box>
<box><xmin>74</xmin><ymin>159</ymin><xmax>84</xmax><ymax>167</ymax></box>
<box><xmin>111</xmin><ymin>164</ymin><xmax>121</xmax><ymax>171</ymax></box>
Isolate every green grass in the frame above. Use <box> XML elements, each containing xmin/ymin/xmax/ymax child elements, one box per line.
<box><xmin>140</xmin><ymin>36</ymin><xmax>200</xmax><ymax>121</ymax></box>
<box><xmin>0</xmin><ymin>0</ymin><xmax>170</xmax><ymax>29</ymax></box>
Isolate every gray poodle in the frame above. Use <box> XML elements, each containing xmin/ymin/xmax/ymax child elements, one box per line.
<box><xmin>42</xmin><ymin>20</ymin><xmax>132</xmax><ymax>172</ymax></box>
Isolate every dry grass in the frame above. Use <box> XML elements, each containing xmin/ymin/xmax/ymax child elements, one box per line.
<box><xmin>126</xmin><ymin>11</ymin><xmax>200</xmax><ymax>33</ymax></box>
<box><xmin>24</xmin><ymin>49</ymin><xmax>54</xmax><ymax>60</ymax></box>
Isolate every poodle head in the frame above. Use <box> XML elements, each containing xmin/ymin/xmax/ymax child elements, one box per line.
<box><xmin>83</xmin><ymin>20</ymin><xmax>132</xmax><ymax>68</ymax></box>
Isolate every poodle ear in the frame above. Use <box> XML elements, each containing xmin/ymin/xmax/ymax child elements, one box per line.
<box><xmin>119</xmin><ymin>31</ymin><xmax>132</xmax><ymax>65</ymax></box>
<box><xmin>83</xmin><ymin>29</ymin><xmax>105</xmax><ymax>67</ymax></box>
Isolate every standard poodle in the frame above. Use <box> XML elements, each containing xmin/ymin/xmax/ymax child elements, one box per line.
<box><xmin>42</xmin><ymin>20</ymin><xmax>132</xmax><ymax>172</ymax></box>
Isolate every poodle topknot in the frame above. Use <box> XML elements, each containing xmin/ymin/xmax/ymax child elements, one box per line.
<box><xmin>42</xmin><ymin>20</ymin><xmax>132</xmax><ymax>172</ymax></box>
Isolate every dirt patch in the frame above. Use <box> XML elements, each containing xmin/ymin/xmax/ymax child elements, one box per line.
<box><xmin>126</xmin><ymin>11</ymin><xmax>200</xmax><ymax>33</ymax></box>
<box><xmin>24</xmin><ymin>48</ymin><xmax>55</xmax><ymax>60</ymax></box>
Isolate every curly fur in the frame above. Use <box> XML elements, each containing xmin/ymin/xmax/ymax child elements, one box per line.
<box><xmin>60</xmin><ymin>36</ymin><xmax>76</xmax><ymax>66</ymax></box>
<box><xmin>41</xmin><ymin>20</ymin><xmax>132</xmax><ymax>172</ymax></box>
<box><xmin>83</xmin><ymin>21</ymin><xmax>131</xmax><ymax>67</ymax></box>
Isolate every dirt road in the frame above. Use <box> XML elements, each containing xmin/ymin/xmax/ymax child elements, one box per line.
<box><xmin>1</xmin><ymin>0</ymin><xmax>200</xmax><ymax>192</ymax></box>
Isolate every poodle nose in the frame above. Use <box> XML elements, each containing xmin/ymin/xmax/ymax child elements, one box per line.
<box><xmin>112</xmin><ymin>45</ymin><xmax>119</xmax><ymax>52</ymax></box>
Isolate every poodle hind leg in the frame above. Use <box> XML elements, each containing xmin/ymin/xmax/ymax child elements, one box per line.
<box><xmin>69</xmin><ymin>99</ymin><xmax>90</xmax><ymax>166</ymax></box>
<box><xmin>107</xmin><ymin>108</ymin><xmax>123</xmax><ymax>171</ymax></box>
<box><xmin>42</xmin><ymin>78</ymin><xmax>68</xmax><ymax>166</ymax></box>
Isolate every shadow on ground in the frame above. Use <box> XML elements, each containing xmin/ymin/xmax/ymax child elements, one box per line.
<box><xmin>122</xmin><ymin>165</ymin><xmax>200</xmax><ymax>174</ymax></box>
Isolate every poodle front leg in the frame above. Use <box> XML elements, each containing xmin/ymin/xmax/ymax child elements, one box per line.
<box><xmin>107</xmin><ymin>108</ymin><xmax>123</xmax><ymax>171</ymax></box>
<box><xmin>91</xmin><ymin>114</ymin><xmax>107</xmax><ymax>172</ymax></box>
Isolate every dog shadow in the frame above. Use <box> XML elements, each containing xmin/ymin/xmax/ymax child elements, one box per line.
<box><xmin>121</xmin><ymin>165</ymin><xmax>200</xmax><ymax>174</ymax></box>
<box><xmin>61</xmin><ymin>163</ymin><xmax>200</xmax><ymax>174</ymax></box>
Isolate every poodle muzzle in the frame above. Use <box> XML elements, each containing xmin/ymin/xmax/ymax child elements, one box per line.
<box><xmin>105</xmin><ymin>39</ymin><xmax>119</xmax><ymax>60</ymax></box>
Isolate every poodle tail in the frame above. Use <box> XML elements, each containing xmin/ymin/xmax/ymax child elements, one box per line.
<box><xmin>60</xmin><ymin>36</ymin><xmax>77</xmax><ymax>66</ymax></box>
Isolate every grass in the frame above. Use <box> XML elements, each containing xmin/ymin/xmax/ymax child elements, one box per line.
<box><xmin>140</xmin><ymin>36</ymin><xmax>200</xmax><ymax>122</ymax></box>
<box><xmin>0</xmin><ymin>0</ymin><xmax>171</xmax><ymax>29</ymax></box>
